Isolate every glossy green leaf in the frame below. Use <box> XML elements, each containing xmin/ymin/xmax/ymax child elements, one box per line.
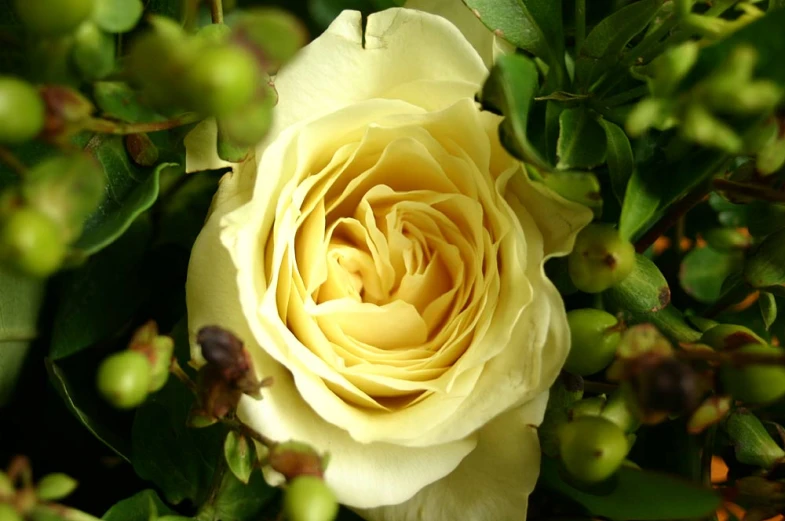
<box><xmin>72</xmin><ymin>22</ymin><xmax>115</xmax><ymax>80</ymax></box>
<box><xmin>0</xmin><ymin>267</ymin><xmax>45</xmax><ymax>406</ymax></box>
<box><xmin>601</xmin><ymin>119</ymin><xmax>635</xmax><ymax>202</ymax></box>
<box><xmin>540</xmin><ymin>456</ymin><xmax>721</xmax><ymax>520</ymax></box>
<box><xmin>93</xmin><ymin>82</ymin><xmax>166</xmax><ymax>124</ymax></box>
<box><xmin>224</xmin><ymin>431</ymin><xmax>255</xmax><ymax>485</ymax></box>
<box><xmin>103</xmin><ymin>489</ymin><xmax>176</xmax><ymax>521</ymax></box>
<box><xmin>759</xmin><ymin>292</ymin><xmax>777</xmax><ymax>330</ymax></box>
<box><xmin>680</xmin><ymin>246</ymin><xmax>743</xmax><ymax>304</ymax></box>
<box><xmin>556</xmin><ymin>108</ymin><xmax>607</xmax><ymax>170</ymax></box>
<box><xmin>575</xmin><ymin>0</ymin><xmax>664</xmax><ymax>90</ymax></box>
<box><xmin>76</xmin><ymin>134</ymin><xmax>177</xmax><ymax>255</ymax></box>
<box><xmin>478</xmin><ymin>53</ymin><xmax>549</xmax><ymax>170</ymax></box>
<box><xmin>132</xmin><ymin>377</ymin><xmax>224</xmax><ymax>505</ymax></box>
<box><xmin>50</xmin><ymin>217</ymin><xmax>152</xmax><ymax>361</ymax></box>
<box><xmin>724</xmin><ymin>410</ymin><xmax>785</xmax><ymax>469</ymax></box>
<box><xmin>93</xmin><ymin>0</ymin><xmax>144</xmax><ymax>33</ymax></box>
<box><xmin>197</xmin><ymin>471</ymin><xmax>276</xmax><ymax>521</ymax></box>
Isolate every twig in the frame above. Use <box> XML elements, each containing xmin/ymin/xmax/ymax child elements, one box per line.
<box><xmin>0</xmin><ymin>146</ymin><xmax>27</xmax><ymax>176</ymax></box>
<box><xmin>170</xmin><ymin>358</ymin><xmax>198</xmax><ymax>394</ymax></box>
<box><xmin>713</xmin><ymin>178</ymin><xmax>785</xmax><ymax>204</ymax></box>
<box><xmin>82</xmin><ymin>113</ymin><xmax>201</xmax><ymax>135</ymax></box>
<box><xmin>210</xmin><ymin>0</ymin><xmax>224</xmax><ymax>24</ymax></box>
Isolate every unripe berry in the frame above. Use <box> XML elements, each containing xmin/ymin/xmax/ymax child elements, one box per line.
<box><xmin>0</xmin><ymin>504</ymin><xmax>22</xmax><ymax>521</ymax></box>
<box><xmin>700</xmin><ymin>324</ymin><xmax>765</xmax><ymax>350</ymax></box>
<box><xmin>720</xmin><ymin>344</ymin><xmax>785</xmax><ymax>404</ymax></box>
<box><xmin>0</xmin><ymin>208</ymin><xmax>66</xmax><ymax>277</ymax></box>
<box><xmin>96</xmin><ymin>350</ymin><xmax>151</xmax><ymax>409</ymax></box>
<box><xmin>283</xmin><ymin>476</ymin><xmax>339</xmax><ymax>521</ymax></box>
<box><xmin>559</xmin><ymin>416</ymin><xmax>629</xmax><ymax>483</ymax></box>
<box><xmin>0</xmin><ymin>77</ymin><xmax>45</xmax><ymax>144</ymax></box>
<box><xmin>184</xmin><ymin>46</ymin><xmax>259</xmax><ymax>117</ymax></box>
<box><xmin>14</xmin><ymin>0</ymin><xmax>95</xmax><ymax>36</ymax></box>
<box><xmin>565</xmin><ymin>309</ymin><xmax>621</xmax><ymax>376</ymax></box>
<box><xmin>568</xmin><ymin>224</ymin><xmax>635</xmax><ymax>293</ymax></box>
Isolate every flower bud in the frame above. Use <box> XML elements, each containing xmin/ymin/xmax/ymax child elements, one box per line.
<box><xmin>96</xmin><ymin>350</ymin><xmax>152</xmax><ymax>409</ymax></box>
<box><xmin>744</xmin><ymin>227</ymin><xmax>785</xmax><ymax>291</ymax></box>
<box><xmin>699</xmin><ymin>323</ymin><xmax>765</xmax><ymax>350</ymax></box>
<box><xmin>283</xmin><ymin>476</ymin><xmax>339</xmax><ymax>521</ymax></box>
<box><xmin>128</xmin><ymin>321</ymin><xmax>173</xmax><ymax>393</ymax></box>
<box><xmin>0</xmin><ymin>77</ymin><xmax>45</xmax><ymax>144</ymax></box>
<box><xmin>629</xmin><ymin>358</ymin><xmax>699</xmax><ymax>420</ymax></box>
<box><xmin>0</xmin><ymin>504</ymin><xmax>22</xmax><ymax>521</ymax></box>
<box><xmin>565</xmin><ymin>309</ymin><xmax>621</xmax><ymax>376</ymax></box>
<box><xmin>196</xmin><ymin>365</ymin><xmax>243</xmax><ymax>420</ymax></box>
<box><xmin>22</xmin><ymin>153</ymin><xmax>106</xmax><ymax>241</ymax></box>
<box><xmin>35</xmin><ymin>473</ymin><xmax>77</xmax><ymax>501</ymax></box>
<box><xmin>38</xmin><ymin>86</ymin><xmax>95</xmax><ymax>142</ymax></box>
<box><xmin>568</xmin><ymin>224</ymin><xmax>635</xmax><ymax>294</ymax></box>
<box><xmin>183</xmin><ymin>45</ymin><xmax>260</xmax><ymax>117</ymax></box>
<box><xmin>720</xmin><ymin>343</ymin><xmax>785</xmax><ymax>404</ymax></box>
<box><xmin>197</xmin><ymin>326</ymin><xmax>248</xmax><ymax>378</ymax></box>
<box><xmin>0</xmin><ymin>207</ymin><xmax>66</xmax><ymax>277</ymax></box>
<box><xmin>270</xmin><ymin>441</ymin><xmax>326</xmax><ymax>481</ymax></box>
<box><xmin>14</xmin><ymin>0</ymin><xmax>95</xmax><ymax>36</ymax></box>
<box><xmin>559</xmin><ymin>416</ymin><xmax>629</xmax><ymax>484</ymax></box>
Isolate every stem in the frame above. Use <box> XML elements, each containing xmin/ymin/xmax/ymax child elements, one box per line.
<box><xmin>596</xmin><ymin>85</ymin><xmax>650</xmax><ymax>108</ymax></box>
<box><xmin>170</xmin><ymin>358</ymin><xmax>198</xmax><ymax>394</ymax></box>
<box><xmin>223</xmin><ymin>416</ymin><xmax>278</xmax><ymax>448</ymax></box>
<box><xmin>82</xmin><ymin>113</ymin><xmax>201</xmax><ymax>135</ymax></box>
<box><xmin>635</xmin><ymin>190</ymin><xmax>710</xmax><ymax>253</ymax></box>
<box><xmin>703</xmin><ymin>276</ymin><xmax>752</xmax><ymax>318</ymax></box>
<box><xmin>0</xmin><ymin>146</ymin><xmax>27</xmax><ymax>176</ymax></box>
<box><xmin>713</xmin><ymin>178</ymin><xmax>785</xmax><ymax>204</ymax></box>
<box><xmin>210</xmin><ymin>0</ymin><xmax>224</xmax><ymax>24</ymax></box>
<box><xmin>575</xmin><ymin>0</ymin><xmax>586</xmax><ymax>56</ymax></box>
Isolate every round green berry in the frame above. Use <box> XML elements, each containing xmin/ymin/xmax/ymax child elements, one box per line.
<box><xmin>96</xmin><ymin>350</ymin><xmax>152</xmax><ymax>409</ymax></box>
<box><xmin>0</xmin><ymin>208</ymin><xmax>66</xmax><ymax>277</ymax></box>
<box><xmin>700</xmin><ymin>324</ymin><xmax>765</xmax><ymax>350</ymax></box>
<box><xmin>568</xmin><ymin>224</ymin><xmax>636</xmax><ymax>294</ymax></box>
<box><xmin>565</xmin><ymin>309</ymin><xmax>621</xmax><ymax>376</ymax></box>
<box><xmin>184</xmin><ymin>45</ymin><xmax>259</xmax><ymax>117</ymax></box>
<box><xmin>0</xmin><ymin>77</ymin><xmax>45</xmax><ymax>144</ymax></box>
<box><xmin>0</xmin><ymin>503</ymin><xmax>22</xmax><ymax>521</ymax></box>
<box><xmin>720</xmin><ymin>343</ymin><xmax>785</xmax><ymax>404</ymax></box>
<box><xmin>284</xmin><ymin>476</ymin><xmax>339</xmax><ymax>521</ymax></box>
<box><xmin>559</xmin><ymin>416</ymin><xmax>629</xmax><ymax>483</ymax></box>
<box><xmin>15</xmin><ymin>0</ymin><xmax>95</xmax><ymax>36</ymax></box>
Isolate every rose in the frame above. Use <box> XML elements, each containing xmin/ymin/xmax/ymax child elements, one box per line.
<box><xmin>184</xmin><ymin>2</ymin><xmax>592</xmax><ymax>520</ymax></box>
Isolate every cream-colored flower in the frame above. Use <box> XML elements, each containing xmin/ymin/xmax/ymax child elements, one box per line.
<box><xmin>185</xmin><ymin>3</ymin><xmax>591</xmax><ymax>520</ymax></box>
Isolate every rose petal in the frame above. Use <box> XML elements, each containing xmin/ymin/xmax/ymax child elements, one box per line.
<box><xmin>184</xmin><ymin>119</ymin><xmax>235</xmax><ymax>173</ymax></box>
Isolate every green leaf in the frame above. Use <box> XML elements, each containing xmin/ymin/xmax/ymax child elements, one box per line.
<box><xmin>556</xmin><ymin>108</ymin><xmax>607</xmax><ymax>170</ymax></box>
<box><xmin>600</xmin><ymin>119</ymin><xmax>634</xmax><ymax>203</ymax></box>
<box><xmin>50</xmin><ymin>216</ymin><xmax>152</xmax><ymax>361</ymax></box>
<box><xmin>93</xmin><ymin>0</ymin><xmax>144</xmax><ymax>33</ymax></box>
<box><xmin>575</xmin><ymin>0</ymin><xmax>664</xmax><ymax>90</ymax></box>
<box><xmin>36</xmin><ymin>473</ymin><xmax>78</xmax><ymax>501</ymax></box>
<box><xmin>46</xmin><ymin>357</ymin><xmax>132</xmax><ymax>461</ymax></box>
<box><xmin>197</xmin><ymin>471</ymin><xmax>276</xmax><ymax>521</ymax></box>
<box><xmin>93</xmin><ymin>82</ymin><xmax>166</xmax><ymax>123</ymax></box>
<box><xmin>224</xmin><ymin>432</ymin><xmax>255</xmax><ymax>485</ymax></box>
<box><xmin>72</xmin><ymin>22</ymin><xmax>116</xmax><ymax>80</ymax></box>
<box><xmin>759</xmin><ymin>292</ymin><xmax>777</xmax><ymax>330</ymax></box>
<box><xmin>724</xmin><ymin>409</ymin><xmax>785</xmax><ymax>469</ymax></box>
<box><xmin>77</xmin><ymin>134</ymin><xmax>177</xmax><ymax>255</ymax></box>
<box><xmin>103</xmin><ymin>489</ymin><xmax>176</xmax><ymax>521</ymax></box>
<box><xmin>0</xmin><ymin>267</ymin><xmax>45</xmax><ymax>406</ymax></box>
<box><xmin>540</xmin><ymin>456</ymin><xmax>721</xmax><ymax>520</ymax></box>
<box><xmin>132</xmin><ymin>377</ymin><xmax>224</xmax><ymax>505</ymax></box>
<box><xmin>680</xmin><ymin>246</ymin><xmax>743</xmax><ymax>304</ymax></box>
<box><xmin>155</xmin><ymin>171</ymin><xmax>221</xmax><ymax>251</ymax></box>
<box><xmin>478</xmin><ymin>53</ymin><xmax>549</xmax><ymax>170</ymax></box>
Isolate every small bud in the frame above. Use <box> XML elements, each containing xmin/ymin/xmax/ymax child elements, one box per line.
<box><xmin>720</xmin><ymin>344</ymin><xmax>785</xmax><ymax>404</ymax></box>
<box><xmin>35</xmin><ymin>473</ymin><xmax>77</xmax><ymax>501</ymax></box>
<box><xmin>183</xmin><ymin>45</ymin><xmax>260</xmax><ymax>117</ymax></box>
<box><xmin>0</xmin><ymin>504</ymin><xmax>22</xmax><ymax>521</ymax></box>
<box><xmin>559</xmin><ymin>416</ymin><xmax>629</xmax><ymax>484</ymax></box>
<box><xmin>224</xmin><ymin>431</ymin><xmax>256</xmax><ymax>484</ymax></box>
<box><xmin>196</xmin><ymin>365</ymin><xmax>243</xmax><ymax>420</ymax></box>
<box><xmin>565</xmin><ymin>309</ymin><xmax>621</xmax><ymax>376</ymax></box>
<box><xmin>629</xmin><ymin>358</ymin><xmax>699</xmax><ymax>420</ymax></box>
<box><xmin>687</xmin><ymin>395</ymin><xmax>731</xmax><ymax>434</ymax></box>
<box><xmin>96</xmin><ymin>350</ymin><xmax>152</xmax><ymax>409</ymax></box>
<box><xmin>270</xmin><ymin>441</ymin><xmax>326</xmax><ymax>481</ymax></box>
<box><xmin>39</xmin><ymin>86</ymin><xmax>95</xmax><ymax>142</ymax></box>
<box><xmin>568</xmin><ymin>224</ymin><xmax>635</xmax><ymax>294</ymax></box>
<box><xmin>0</xmin><ymin>207</ymin><xmax>66</xmax><ymax>277</ymax></box>
<box><xmin>128</xmin><ymin>321</ymin><xmax>173</xmax><ymax>393</ymax></box>
<box><xmin>680</xmin><ymin>104</ymin><xmax>743</xmax><ymax>153</ymax></box>
<box><xmin>724</xmin><ymin>409</ymin><xmax>785</xmax><ymax>469</ymax></box>
<box><xmin>14</xmin><ymin>0</ymin><xmax>95</xmax><ymax>36</ymax></box>
<box><xmin>745</xmin><ymin>227</ymin><xmax>785</xmax><ymax>291</ymax></box>
<box><xmin>197</xmin><ymin>326</ymin><xmax>246</xmax><ymax>374</ymax></box>
<box><xmin>218</xmin><ymin>83</ymin><xmax>277</xmax><ymax>146</ymax></box>
<box><xmin>284</xmin><ymin>476</ymin><xmax>339</xmax><ymax>521</ymax></box>
<box><xmin>0</xmin><ymin>77</ymin><xmax>46</xmax><ymax>144</ymax></box>
<box><xmin>699</xmin><ymin>323</ymin><xmax>766</xmax><ymax>351</ymax></box>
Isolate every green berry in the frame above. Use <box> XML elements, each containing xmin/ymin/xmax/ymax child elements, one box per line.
<box><xmin>15</xmin><ymin>0</ymin><xmax>95</xmax><ymax>36</ymax></box>
<box><xmin>184</xmin><ymin>45</ymin><xmax>259</xmax><ymax>117</ymax></box>
<box><xmin>0</xmin><ymin>208</ymin><xmax>66</xmax><ymax>277</ymax></box>
<box><xmin>568</xmin><ymin>224</ymin><xmax>635</xmax><ymax>293</ymax></box>
<box><xmin>565</xmin><ymin>309</ymin><xmax>621</xmax><ymax>376</ymax></box>
<box><xmin>283</xmin><ymin>476</ymin><xmax>339</xmax><ymax>521</ymax></box>
<box><xmin>700</xmin><ymin>324</ymin><xmax>765</xmax><ymax>350</ymax></box>
<box><xmin>0</xmin><ymin>504</ymin><xmax>22</xmax><ymax>521</ymax></box>
<box><xmin>96</xmin><ymin>350</ymin><xmax>151</xmax><ymax>409</ymax></box>
<box><xmin>0</xmin><ymin>77</ymin><xmax>45</xmax><ymax>144</ymax></box>
<box><xmin>720</xmin><ymin>343</ymin><xmax>785</xmax><ymax>404</ymax></box>
<box><xmin>559</xmin><ymin>416</ymin><xmax>629</xmax><ymax>483</ymax></box>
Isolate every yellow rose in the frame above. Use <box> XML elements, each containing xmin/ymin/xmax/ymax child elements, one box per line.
<box><xmin>185</xmin><ymin>3</ymin><xmax>591</xmax><ymax>520</ymax></box>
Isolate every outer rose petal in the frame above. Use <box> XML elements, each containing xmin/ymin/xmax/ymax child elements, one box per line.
<box><xmin>184</xmin><ymin>119</ymin><xmax>234</xmax><ymax>173</ymax></box>
<box><xmin>360</xmin><ymin>392</ymin><xmax>548</xmax><ymax>521</ymax></box>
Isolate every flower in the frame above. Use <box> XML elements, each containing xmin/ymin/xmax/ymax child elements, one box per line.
<box><xmin>184</xmin><ymin>2</ymin><xmax>592</xmax><ymax>520</ymax></box>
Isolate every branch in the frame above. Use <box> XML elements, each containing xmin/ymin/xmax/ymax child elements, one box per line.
<box><xmin>82</xmin><ymin>113</ymin><xmax>201</xmax><ymax>135</ymax></box>
<box><xmin>713</xmin><ymin>178</ymin><xmax>785</xmax><ymax>204</ymax></box>
<box><xmin>210</xmin><ymin>0</ymin><xmax>224</xmax><ymax>24</ymax></box>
